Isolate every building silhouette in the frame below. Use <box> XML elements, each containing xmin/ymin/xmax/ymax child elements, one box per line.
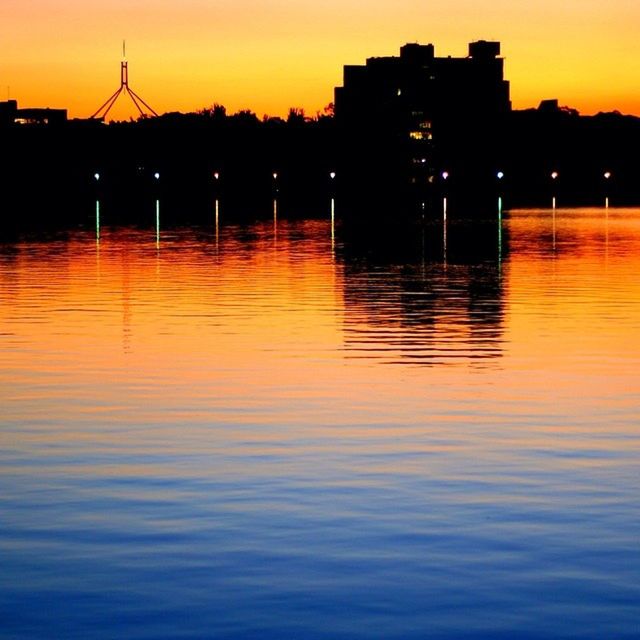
<box><xmin>334</xmin><ymin>41</ymin><xmax>511</xmax><ymax>192</ymax></box>
<box><xmin>3</xmin><ymin>40</ymin><xmax>640</xmax><ymax>219</ymax></box>
<box><xmin>0</xmin><ymin>100</ymin><xmax>67</xmax><ymax>127</ymax></box>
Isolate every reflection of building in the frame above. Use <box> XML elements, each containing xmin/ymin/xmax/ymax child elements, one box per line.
<box><xmin>0</xmin><ymin>100</ymin><xmax>67</xmax><ymax>126</ymax></box>
<box><xmin>338</xmin><ymin>219</ymin><xmax>506</xmax><ymax>365</ymax></box>
<box><xmin>334</xmin><ymin>41</ymin><xmax>511</xmax><ymax>190</ymax></box>
<box><xmin>341</xmin><ymin>260</ymin><xmax>505</xmax><ymax>366</ymax></box>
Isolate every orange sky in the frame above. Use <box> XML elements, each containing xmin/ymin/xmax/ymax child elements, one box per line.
<box><xmin>1</xmin><ymin>0</ymin><xmax>639</xmax><ymax>120</ymax></box>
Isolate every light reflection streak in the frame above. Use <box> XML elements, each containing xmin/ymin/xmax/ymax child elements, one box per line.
<box><xmin>95</xmin><ymin>201</ymin><xmax>101</xmax><ymax>284</ymax></box>
<box><xmin>605</xmin><ymin>203</ymin><xmax>609</xmax><ymax>264</ymax></box>
<box><xmin>155</xmin><ymin>199</ymin><xmax>160</xmax><ymax>249</ymax></box>
<box><xmin>443</xmin><ymin>197</ymin><xmax>448</xmax><ymax>266</ymax></box>
<box><xmin>498</xmin><ymin>196</ymin><xmax>503</xmax><ymax>271</ymax></box>
<box><xmin>215</xmin><ymin>199</ymin><xmax>220</xmax><ymax>255</ymax></box>
<box><xmin>273</xmin><ymin>198</ymin><xmax>278</xmax><ymax>245</ymax></box>
<box><xmin>421</xmin><ymin>222</ymin><xmax>426</xmax><ymax>277</ymax></box>
<box><xmin>95</xmin><ymin>200</ymin><xmax>101</xmax><ymax>243</ymax></box>
<box><xmin>330</xmin><ymin>198</ymin><xmax>335</xmax><ymax>255</ymax></box>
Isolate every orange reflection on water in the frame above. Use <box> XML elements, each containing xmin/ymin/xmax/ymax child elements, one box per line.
<box><xmin>506</xmin><ymin>208</ymin><xmax>640</xmax><ymax>358</ymax></box>
<box><xmin>1</xmin><ymin>221</ymin><xmax>344</xmax><ymax>435</ymax></box>
<box><xmin>497</xmin><ymin>208</ymin><xmax>640</xmax><ymax>456</ymax></box>
<box><xmin>0</xmin><ymin>208</ymin><xmax>639</xmax><ymax>471</ymax></box>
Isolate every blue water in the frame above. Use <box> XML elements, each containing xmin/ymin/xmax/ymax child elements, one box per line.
<box><xmin>1</xmin><ymin>206</ymin><xmax>639</xmax><ymax>638</ymax></box>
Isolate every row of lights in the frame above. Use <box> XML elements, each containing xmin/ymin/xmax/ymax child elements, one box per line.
<box><xmin>95</xmin><ymin>170</ymin><xmax>613</xmax><ymax>183</ymax></box>
<box><xmin>70</xmin><ymin>171</ymin><xmax>346</xmax><ymax>182</ymax></box>
<box><xmin>95</xmin><ymin>171</ymin><xmax>335</xmax><ymax>184</ymax></box>
<box><xmin>441</xmin><ymin>170</ymin><xmax>613</xmax><ymax>181</ymax></box>
<box><xmin>551</xmin><ymin>171</ymin><xmax>612</xmax><ymax>180</ymax></box>
<box><xmin>214</xmin><ymin>171</ymin><xmax>337</xmax><ymax>181</ymax></box>
<box><xmin>94</xmin><ymin>172</ymin><xmax>161</xmax><ymax>181</ymax></box>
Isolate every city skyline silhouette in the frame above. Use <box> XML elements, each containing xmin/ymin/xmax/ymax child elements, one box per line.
<box><xmin>2</xmin><ymin>0</ymin><xmax>640</xmax><ymax>119</ymax></box>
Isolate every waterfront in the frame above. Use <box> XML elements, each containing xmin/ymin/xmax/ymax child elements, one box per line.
<box><xmin>1</xmin><ymin>205</ymin><xmax>639</xmax><ymax>638</ymax></box>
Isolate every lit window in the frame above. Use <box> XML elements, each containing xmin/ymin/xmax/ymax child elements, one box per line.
<box><xmin>409</xmin><ymin>131</ymin><xmax>433</xmax><ymax>140</ymax></box>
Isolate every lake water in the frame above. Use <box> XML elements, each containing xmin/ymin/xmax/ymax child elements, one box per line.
<box><xmin>1</xmin><ymin>204</ymin><xmax>639</xmax><ymax>639</ymax></box>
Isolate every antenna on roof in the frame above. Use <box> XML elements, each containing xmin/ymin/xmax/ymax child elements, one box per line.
<box><xmin>90</xmin><ymin>42</ymin><xmax>158</xmax><ymax>121</ymax></box>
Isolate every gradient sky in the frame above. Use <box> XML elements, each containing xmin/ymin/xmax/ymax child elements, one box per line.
<box><xmin>1</xmin><ymin>0</ymin><xmax>639</xmax><ymax>120</ymax></box>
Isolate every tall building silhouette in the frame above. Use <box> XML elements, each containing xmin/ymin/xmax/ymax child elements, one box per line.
<box><xmin>334</xmin><ymin>41</ymin><xmax>511</xmax><ymax>191</ymax></box>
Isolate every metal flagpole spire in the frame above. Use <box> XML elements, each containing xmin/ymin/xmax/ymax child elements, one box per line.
<box><xmin>91</xmin><ymin>41</ymin><xmax>158</xmax><ymax>120</ymax></box>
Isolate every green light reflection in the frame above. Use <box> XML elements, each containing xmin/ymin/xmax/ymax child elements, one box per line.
<box><xmin>96</xmin><ymin>200</ymin><xmax>101</xmax><ymax>242</ymax></box>
<box><xmin>155</xmin><ymin>200</ymin><xmax>160</xmax><ymax>248</ymax></box>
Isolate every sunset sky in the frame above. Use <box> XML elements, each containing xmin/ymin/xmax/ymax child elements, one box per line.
<box><xmin>1</xmin><ymin>0</ymin><xmax>639</xmax><ymax>121</ymax></box>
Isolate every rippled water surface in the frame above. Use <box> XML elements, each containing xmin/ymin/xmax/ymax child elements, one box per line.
<box><xmin>1</xmin><ymin>206</ymin><xmax>639</xmax><ymax>639</ymax></box>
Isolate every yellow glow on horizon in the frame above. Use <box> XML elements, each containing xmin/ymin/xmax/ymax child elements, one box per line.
<box><xmin>1</xmin><ymin>0</ymin><xmax>640</xmax><ymax>119</ymax></box>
